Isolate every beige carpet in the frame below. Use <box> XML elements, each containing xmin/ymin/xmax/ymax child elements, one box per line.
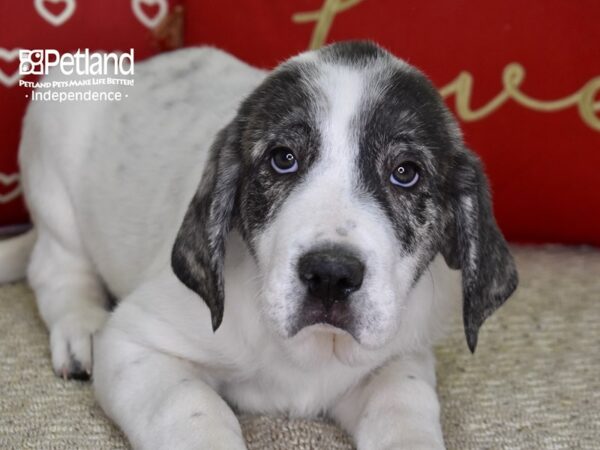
<box><xmin>1</xmin><ymin>246</ymin><xmax>599</xmax><ymax>449</ymax></box>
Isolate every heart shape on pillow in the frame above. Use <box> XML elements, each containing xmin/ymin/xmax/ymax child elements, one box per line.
<box><xmin>0</xmin><ymin>172</ymin><xmax>21</xmax><ymax>203</ymax></box>
<box><xmin>0</xmin><ymin>48</ymin><xmax>23</xmax><ymax>87</ymax></box>
<box><xmin>132</xmin><ymin>0</ymin><xmax>168</xmax><ymax>29</ymax></box>
<box><xmin>34</xmin><ymin>0</ymin><xmax>76</xmax><ymax>27</ymax></box>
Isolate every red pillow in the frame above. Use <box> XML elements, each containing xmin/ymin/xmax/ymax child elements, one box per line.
<box><xmin>184</xmin><ymin>0</ymin><xmax>600</xmax><ymax>246</ymax></box>
<box><xmin>3</xmin><ymin>1</ymin><xmax>599</xmax><ymax>245</ymax></box>
<box><xmin>0</xmin><ymin>0</ymin><xmax>182</xmax><ymax>230</ymax></box>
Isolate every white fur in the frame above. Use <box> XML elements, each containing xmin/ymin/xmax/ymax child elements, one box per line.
<box><xmin>8</xmin><ymin>47</ymin><xmax>462</xmax><ymax>449</ymax></box>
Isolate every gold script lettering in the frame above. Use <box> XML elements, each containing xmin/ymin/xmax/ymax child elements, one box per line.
<box><xmin>292</xmin><ymin>0</ymin><xmax>365</xmax><ymax>50</ymax></box>
<box><xmin>292</xmin><ymin>2</ymin><xmax>600</xmax><ymax>131</ymax></box>
<box><xmin>440</xmin><ymin>63</ymin><xmax>600</xmax><ymax>131</ymax></box>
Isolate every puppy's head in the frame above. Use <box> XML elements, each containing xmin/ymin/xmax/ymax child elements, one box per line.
<box><xmin>172</xmin><ymin>41</ymin><xmax>518</xmax><ymax>357</ymax></box>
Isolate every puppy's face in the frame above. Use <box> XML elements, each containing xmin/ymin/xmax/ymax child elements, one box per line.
<box><xmin>172</xmin><ymin>42</ymin><xmax>518</xmax><ymax>361</ymax></box>
<box><xmin>236</xmin><ymin>46</ymin><xmax>457</xmax><ymax>350</ymax></box>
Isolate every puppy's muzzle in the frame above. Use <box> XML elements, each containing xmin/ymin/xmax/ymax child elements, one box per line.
<box><xmin>292</xmin><ymin>246</ymin><xmax>364</xmax><ymax>337</ymax></box>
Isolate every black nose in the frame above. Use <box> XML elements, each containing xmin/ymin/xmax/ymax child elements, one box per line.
<box><xmin>298</xmin><ymin>247</ymin><xmax>365</xmax><ymax>307</ymax></box>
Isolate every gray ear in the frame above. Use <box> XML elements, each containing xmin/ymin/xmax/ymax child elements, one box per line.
<box><xmin>171</xmin><ymin>122</ymin><xmax>240</xmax><ymax>331</ymax></box>
<box><xmin>442</xmin><ymin>151</ymin><xmax>518</xmax><ymax>353</ymax></box>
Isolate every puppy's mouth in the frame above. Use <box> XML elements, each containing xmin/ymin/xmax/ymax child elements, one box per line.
<box><xmin>291</xmin><ymin>324</ymin><xmax>366</xmax><ymax>367</ymax></box>
<box><xmin>289</xmin><ymin>297</ymin><xmax>359</xmax><ymax>342</ymax></box>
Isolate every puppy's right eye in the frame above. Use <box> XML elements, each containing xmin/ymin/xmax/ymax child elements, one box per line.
<box><xmin>270</xmin><ymin>147</ymin><xmax>298</xmax><ymax>174</ymax></box>
<box><xmin>390</xmin><ymin>161</ymin><xmax>420</xmax><ymax>188</ymax></box>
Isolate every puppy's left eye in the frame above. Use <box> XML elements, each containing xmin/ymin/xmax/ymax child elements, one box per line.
<box><xmin>390</xmin><ymin>162</ymin><xmax>420</xmax><ymax>188</ymax></box>
<box><xmin>270</xmin><ymin>147</ymin><xmax>299</xmax><ymax>174</ymax></box>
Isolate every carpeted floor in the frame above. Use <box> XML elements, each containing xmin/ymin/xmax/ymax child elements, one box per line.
<box><xmin>1</xmin><ymin>246</ymin><xmax>599</xmax><ymax>449</ymax></box>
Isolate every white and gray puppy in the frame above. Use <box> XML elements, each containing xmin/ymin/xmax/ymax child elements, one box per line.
<box><xmin>0</xmin><ymin>41</ymin><xmax>518</xmax><ymax>449</ymax></box>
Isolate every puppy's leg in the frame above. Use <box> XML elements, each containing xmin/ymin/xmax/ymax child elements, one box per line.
<box><xmin>28</xmin><ymin>229</ymin><xmax>108</xmax><ymax>380</ymax></box>
<box><xmin>332</xmin><ymin>350</ymin><xmax>445</xmax><ymax>450</ymax></box>
<box><xmin>93</xmin><ymin>321</ymin><xmax>247</xmax><ymax>450</ymax></box>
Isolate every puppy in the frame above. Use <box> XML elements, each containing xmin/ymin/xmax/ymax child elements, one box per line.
<box><xmin>1</xmin><ymin>41</ymin><xmax>517</xmax><ymax>449</ymax></box>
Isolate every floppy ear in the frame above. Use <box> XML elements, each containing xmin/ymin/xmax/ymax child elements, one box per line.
<box><xmin>171</xmin><ymin>122</ymin><xmax>240</xmax><ymax>331</ymax></box>
<box><xmin>442</xmin><ymin>151</ymin><xmax>518</xmax><ymax>353</ymax></box>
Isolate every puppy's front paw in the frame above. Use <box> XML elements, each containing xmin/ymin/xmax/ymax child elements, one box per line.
<box><xmin>164</xmin><ymin>417</ymin><xmax>248</xmax><ymax>450</ymax></box>
<box><xmin>49</xmin><ymin>309</ymin><xmax>108</xmax><ymax>380</ymax></box>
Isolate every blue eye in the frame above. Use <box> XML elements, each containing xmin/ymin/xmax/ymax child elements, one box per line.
<box><xmin>390</xmin><ymin>162</ymin><xmax>419</xmax><ymax>188</ymax></box>
<box><xmin>270</xmin><ymin>147</ymin><xmax>298</xmax><ymax>174</ymax></box>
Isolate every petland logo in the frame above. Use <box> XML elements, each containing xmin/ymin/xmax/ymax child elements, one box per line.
<box><xmin>19</xmin><ymin>49</ymin><xmax>134</xmax><ymax>76</ymax></box>
<box><xmin>18</xmin><ymin>49</ymin><xmax>134</xmax><ymax>102</ymax></box>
